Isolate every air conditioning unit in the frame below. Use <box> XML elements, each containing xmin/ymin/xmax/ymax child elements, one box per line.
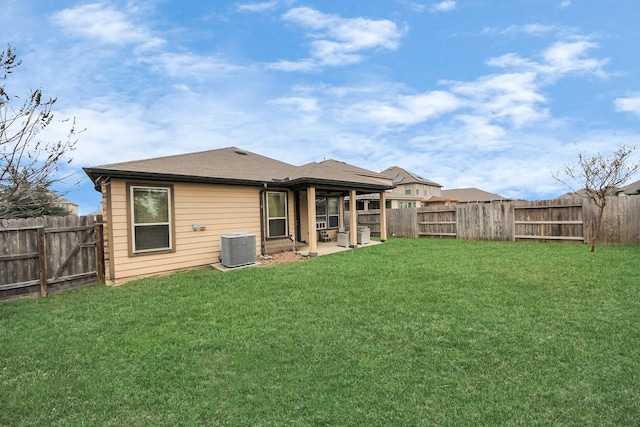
<box><xmin>220</xmin><ymin>232</ymin><xmax>256</xmax><ymax>267</ymax></box>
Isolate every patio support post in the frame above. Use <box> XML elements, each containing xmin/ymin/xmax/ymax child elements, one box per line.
<box><xmin>349</xmin><ymin>190</ymin><xmax>357</xmax><ymax>248</ymax></box>
<box><xmin>307</xmin><ymin>186</ymin><xmax>318</xmax><ymax>256</ymax></box>
<box><xmin>380</xmin><ymin>191</ymin><xmax>388</xmax><ymax>242</ymax></box>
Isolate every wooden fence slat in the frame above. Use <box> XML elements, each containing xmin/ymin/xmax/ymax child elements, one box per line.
<box><xmin>37</xmin><ymin>227</ymin><xmax>47</xmax><ymax>297</ymax></box>
<box><xmin>0</xmin><ymin>252</ymin><xmax>39</xmax><ymax>262</ymax></box>
<box><xmin>0</xmin><ymin>280</ymin><xmax>41</xmax><ymax>292</ymax></box>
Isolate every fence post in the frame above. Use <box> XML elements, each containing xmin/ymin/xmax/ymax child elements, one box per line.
<box><xmin>37</xmin><ymin>227</ymin><xmax>47</xmax><ymax>297</ymax></box>
<box><xmin>95</xmin><ymin>223</ymin><xmax>105</xmax><ymax>284</ymax></box>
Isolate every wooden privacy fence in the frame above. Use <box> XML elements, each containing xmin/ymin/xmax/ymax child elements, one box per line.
<box><xmin>0</xmin><ymin>216</ymin><xmax>104</xmax><ymax>301</ymax></box>
<box><xmin>350</xmin><ymin>196</ymin><xmax>640</xmax><ymax>245</ymax></box>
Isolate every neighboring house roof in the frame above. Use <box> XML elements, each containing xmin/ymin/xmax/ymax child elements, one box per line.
<box><xmin>54</xmin><ymin>196</ymin><xmax>78</xmax><ymax>208</ymax></box>
<box><xmin>617</xmin><ymin>179</ymin><xmax>640</xmax><ymax>195</ymax></box>
<box><xmin>381</xmin><ymin>166</ymin><xmax>443</xmax><ymax>187</ymax></box>
<box><xmin>422</xmin><ymin>196</ymin><xmax>459</xmax><ymax>204</ymax></box>
<box><xmin>556</xmin><ymin>186</ymin><xmax>621</xmax><ymax>199</ymax></box>
<box><xmin>554</xmin><ymin>189</ymin><xmax>589</xmax><ymax>199</ymax></box>
<box><xmin>84</xmin><ymin>147</ymin><xmax>393</xmax><ymax>193</ymax></box>
<box><xmin>440</xmin><ymin>188</ymin><xmax>510</xmax><ymax>203</ymax></box>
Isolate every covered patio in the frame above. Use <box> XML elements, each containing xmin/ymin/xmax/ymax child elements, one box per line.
<box><xmin>295</xmin><ymin>238</ymin><xmax>384</xmax><ymax>257</ymax></box>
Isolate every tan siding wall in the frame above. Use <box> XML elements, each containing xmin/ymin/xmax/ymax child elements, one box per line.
<box><xmin>386</xmin><ymin>183</ymin><xmax>442</xmax><ymax>208</ymax></box>
<box><xmin>390</xmin><ymin>186</ymin><xmax>408</xmax><ymax>198</ymax></box>
<box><xmin>108</xmin><ymin>179</ymin><xmax>261</xmax><ymax>283</ymax></box>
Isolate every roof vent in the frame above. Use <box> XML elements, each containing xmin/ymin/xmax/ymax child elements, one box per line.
<box><xmin>234</xmin><ymin>149</ymin><xmax>248</xmax><ymax>155</ymax></box>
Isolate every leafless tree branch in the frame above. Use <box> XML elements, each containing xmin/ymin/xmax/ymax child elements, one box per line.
<box><xmin>1</xmin><ymin>44</ymin><xmax>80</xmax><ymax>218</ymax></box>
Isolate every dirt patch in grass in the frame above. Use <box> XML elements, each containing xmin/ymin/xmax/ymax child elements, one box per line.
<box><xmin>259</xmin><ymin>251</ymin><xmax>308</xmax><ymax>266</ymax></box>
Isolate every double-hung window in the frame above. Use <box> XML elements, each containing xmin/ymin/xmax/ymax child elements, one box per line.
<box><xmin>267</xmin><ymin>191</ymin><xmax>288</xmax><ymax>238</ymax></box>
<box><xmin>130</xmin><ymin>185</ymin><xmax>173</xmax><ymax>254</ymax></box>
<box><xmin>316</xmin><ymin>197</ymin><xmax>339</xmax><ymax>228</ymax></box>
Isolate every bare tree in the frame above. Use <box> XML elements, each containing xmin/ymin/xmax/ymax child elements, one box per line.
<box><xmin>553</xmin><ymin>143</ymin><xmax>640</xmax><ymax>252</ymax></box>
<box><xmin>0</xmin><ymin>44</ymin><xmax>79</xmax><ymax>218</ymax></box>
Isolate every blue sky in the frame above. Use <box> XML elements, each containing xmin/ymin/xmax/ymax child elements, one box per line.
<box><xmin>3</xmin><ymin>0</ymin><xmax>640</xmax><ymax>214</ymax></box>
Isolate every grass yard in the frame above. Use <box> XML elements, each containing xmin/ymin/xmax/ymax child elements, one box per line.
<box><xmin>1</xmin><ymin>238</ymin><xmax>639</xmax><ymax>426</ymax></box>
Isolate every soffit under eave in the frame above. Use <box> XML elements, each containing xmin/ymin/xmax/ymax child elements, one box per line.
<box><xmin>282</xmin><ymin>178</ymin><xmax>392</xmax><ymax>193</ymax></box>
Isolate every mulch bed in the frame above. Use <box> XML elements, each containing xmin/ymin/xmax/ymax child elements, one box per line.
<box><xmin>258</xmin><ymin>251</ymin><xmax>308</xmax><ymax>266</ymax></box>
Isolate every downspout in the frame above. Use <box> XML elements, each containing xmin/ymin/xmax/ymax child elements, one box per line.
<box><xmin>259</xmin><ymin>183</ymin><xmax>267</xmax><ymax>256</ymax></box>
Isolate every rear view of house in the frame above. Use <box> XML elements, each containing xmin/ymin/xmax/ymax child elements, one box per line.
<box><xmin>84</xmin><ymin>147</ymin><xmax>392</xmax><ymax>284</ymax></box>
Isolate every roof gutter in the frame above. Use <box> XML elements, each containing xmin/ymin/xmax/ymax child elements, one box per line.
<box><xmin>82</xmin><ymin>168</ymin><xmax>277</xmax><ymax>189</ymax></box>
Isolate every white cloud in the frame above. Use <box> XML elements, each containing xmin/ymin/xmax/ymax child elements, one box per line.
<box><xmin>482</xmin><ymin>23</ymin><xmax>580</xmax><ymax>41</ymax></box>
<box><xmin>486</xmin><ymin>53</ymin><xmax>539</xmax><ymax>69</ymax></box>
<box><xmin>487</xmin><ymin>39</ymin><xmax>609</xmax><ymax>79</ymax></box>
<box><xmin>454</xmin><ymin>115</ymin><xmax>507</xmax><ymax>144</ymax></box>
<box><xmin>63</xmin><ymin>104</ymin><xmax>170</xmax><ymax>167</ymax></box>
<box><xmin>345</xmin><ymin>91</ymin><xmax>461</xmax><ymax>125</ymax></box>
<box><xmin>51</xmin><ymin>3</ymin><xmax>164</xmax><ymax>51</ymax></box>
<box><xmin>144</xmin><ymin>52</ymin><xmax>244</xmax><ymax>79</ymax></box>
<box><xmin>429</xmin><ymin>1</ymin><xmax>456</xmax><ymax>13</ymax></box>
<box><xmin>501</xmin><ymin>24</ymin><xmax>558</xmax><ymax>36</ymax></box>
<box><xmin>396</xmin><ymin>0</ymin><xmax>427</xmax><ymax>13</ymax></box>
<box><xmin>540</xmin><ymin>40</ymin><xmax>609</xmax><ymax>77</ymax></box>
<box><xmin>267</xmin><ymin>59</ymin><xmax>318</xmax><ymax>72</ymax></box>
<box><xmin>560</xmin><ymin>1</ymin><xmax>571</xmax><ymax>8</ymax></box>
<box><xmin>269</xmin><ymin>96</ymin><xmax>320</xmax><ymax>119</ymax></box>
<box><xmin>274</xmin><ymin>7</ymin><xmax>405</xmax><ymax>70</ymax></box>
<box><xmin>236</xmin><ymin>1</ymin><xmax>278</xmax><ymax>13</ymax></box>
<box><xmin>615</xmin><ymin>95</ymin><xmax>640</xmax><ymax>117</ymax></box>
<box><xmin>448</xmin><ymin>72</ymin><xmax>548</xmax><ymax>127</ymax></box>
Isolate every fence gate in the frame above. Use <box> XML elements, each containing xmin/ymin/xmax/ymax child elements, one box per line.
<box><xmin>0</xmin><ymin>216</ymin><xmax>104</xmax><ymax>301</ymax></box>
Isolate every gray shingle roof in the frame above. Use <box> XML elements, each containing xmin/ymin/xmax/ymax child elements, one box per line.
<box><xmin>381</xmin><ymin>166</ymin><xmax>442</xmax><ymax>187</ymax></box>
<box><xmin>618</xmin><ymin>179</ymin><xmax>640</xmax><ymax>195</ymax></box>
<box><xmin>441</xmin><ymin>187</ymin><xmax>510</xmax><ymax>203</ymax></box>
<box><xmin>85</xmin><ymin>147</ymin><xmax>296</xmax><ymax>183</ymax></box>
<box><xmin>84</xmin><ymin>147</ymin><xmax>392</xmax><ymax>192</ymax></box>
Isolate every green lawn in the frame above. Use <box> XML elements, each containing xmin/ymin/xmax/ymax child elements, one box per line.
<box><xmin>1</xmin><ymin>239</ymin><xmax>639</xmax><ymax>426</ymax></box>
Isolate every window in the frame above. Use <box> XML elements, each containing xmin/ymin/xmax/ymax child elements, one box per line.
<box><xmin>415</xmin><ymin>184</ymin><xmax>420</xmax><ymax>195</ymax></box>
<box><xmin>130</xmin><ymin>185</ymin><xmax>173</xmax><ymax>254</ymax></box>
<box><xmin>399</xmin><ymin>201</ymin><xmax>417</xmax><ymax>208</ymax></box>
<box><xmin>405</xmin><ymin>184</ymin><xmax>411</xmax><ymax>195</ymax></box>
<box><xmin>316</xmin><ymin>196</ymin><xmax>340</xmax><ymax>228</ymax></box>
<box><xmin>267</xmin><ymin>192</ymin><xmax>288</xmax><ymax>238</ymax></box>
